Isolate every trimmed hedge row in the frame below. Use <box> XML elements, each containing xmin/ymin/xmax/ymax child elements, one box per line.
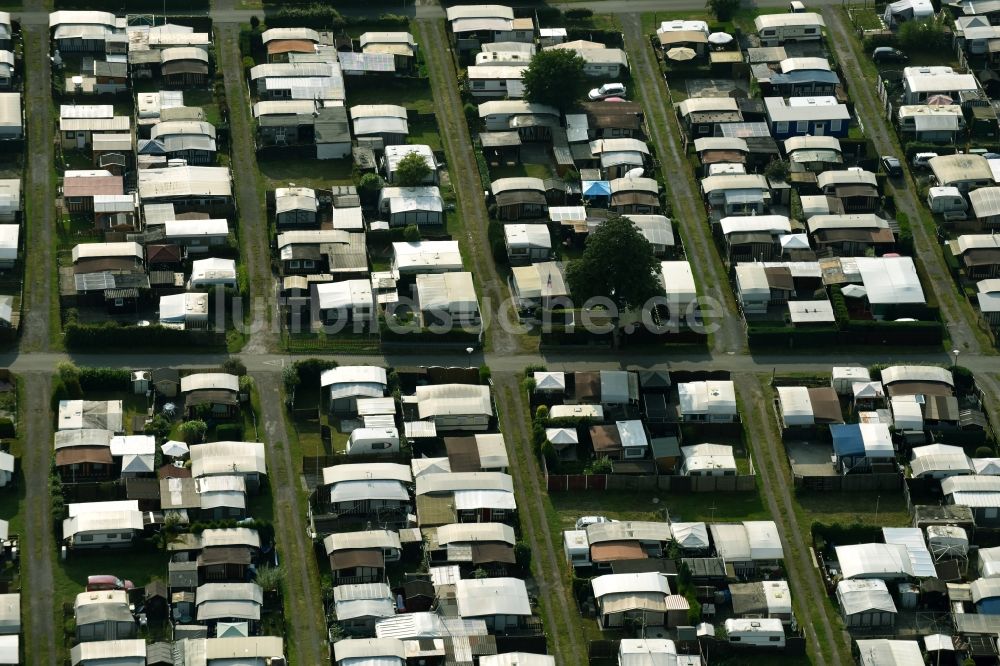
<box><xmin>748</xmin><ymin>320</ymin><xmax>944</xmax><ymax>348</ymax></box>
<box><xmin>64</xmin><ymin>323</ymin><xmax>226</xmax><ymax>351</ymax></box>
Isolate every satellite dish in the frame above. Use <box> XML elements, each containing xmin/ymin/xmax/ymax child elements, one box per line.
<box><xmin>624</xmin><ymin>167</ymin><xmax>644</xmax><ymax>179</ymax></box>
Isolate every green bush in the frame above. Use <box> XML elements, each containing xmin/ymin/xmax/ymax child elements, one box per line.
<box><xmin>403</xmin><ymin>225</ymin><xmax>421</xmax><ymax>242</ymax></box>
<box><xmin>564</xmin><ymin>8</ymin><xmax>593</xmax><ymax>19</ymax></box>
<box><xmin>293</xmin><ymin>358</ymin><xmax>338</xmax><ymax>387</ymax></box>
<box><xmin>479</xmin><ymin>365</ymin><xmax>492</xmax><ymax>384</ymax></box>
<box><xmin>79</xmin><ymin>368</ymin><xmax>131</xmax><ymax>391</ymax></box>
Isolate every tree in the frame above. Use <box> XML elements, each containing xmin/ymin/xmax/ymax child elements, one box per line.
<box><xmin>523</xmin><ymin>49</ymin><xmax>587</xmax><ymax>113</ymax></box>
<box><xmin>357</xmin><ymin>173</ymin><xmax>382</xmax><ymax>205</ymax></box>
<box><xmin>764</xmin><ymin>158</ymin><xmax>790</xmax><ymax>182</ymax></box>
<box><xmin>403</xmin><ymin>224</ymin><xmax>421</xmax><ymax>242</ymax></box>
<box><xmin>179</xmin><ymin>420</ymin><xmax>207</xmax><ymax>444</ymax></box>
<box><xmin>395</xmin><ymin>151</ymin><xmax>432</xmax><ymax>187</ymax></box>
<box><xmin>566</xmin><ymin>214</ymin><xmax>664</xmax><ymax>314</ymax></box>
<box><xmin>706</xmin><ymin>0</ymin><xmax>741</xmax><ymax>21</ymax></box>
<box><xmin>898</xmin><ymin>16</ymin><xmax>949</xmax><ymax>54</ymax></box>
<box><xmin>255</xmin><ymin>565</ymin><xmax>285</xmax><ymax>591</ymax></box>
<box><xmin>222</xmin><ymin>358</ymin><xmax>247</xmax><ymax>376</ymax></box>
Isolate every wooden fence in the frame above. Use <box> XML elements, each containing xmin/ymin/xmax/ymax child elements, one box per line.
<box><xmin>546</xmin><ymin>472</ymin><xmax>757</xmax><ymax>493</ymax></box>
<box><xmin>794</xmin><ymin>472</ymin><xmax>903</xmax><ymax>492</ymax></box>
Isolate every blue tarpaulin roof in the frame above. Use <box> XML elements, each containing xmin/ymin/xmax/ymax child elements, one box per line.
<box><xmin>831</xmin><ymin>423</ymin><xmax>864</xmax><ymax>457</ymax></box>
<box><xmin>582</xmin><ymin>180</ymin><xmax>611</xmax><ymax>197</ymax></box>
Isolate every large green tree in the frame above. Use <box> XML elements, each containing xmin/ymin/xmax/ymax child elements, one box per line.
<box><xmin>706</xmin><ymin>0</ymin><xmax>741</xmax><ymax>21</ymax></box>
<box><xmin>566</xmin><ymin>214</ymin><xmax>663</xmax><ymax>314</ymax></box>
<box><xmin>522</xmin><ymin>49</ymin><xmax>588</xmax><ymax>112</ymax></box>
<box><xmin>395</xmin><ymin>151</ymin><xmax>433</xmax><ymax>186</ymax></box>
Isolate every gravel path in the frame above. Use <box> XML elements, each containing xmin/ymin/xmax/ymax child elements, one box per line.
<box><xmin>621</xmin><ymin>15</ymin><xmax>745</xmax><ymax>354</ymax></box>
<box><xmin>253</xmin><ymin>371</ymin><xmax>327</xmax><ymax>665</ymax></box>
<box><xmin>734</xmin><ymin>374</ymin><xmax>848</xmax><ymax>666</ymax></box>
<box><xmin>824</xmin><ymin>8</ymin><xmax>985</xmax><ymax>354</ymax></box>
<box><xmin>493</xmin><ymin>376</ymin><xmax>585</xmax><ymax>665</ymax></box>
<box><xmin>216</xmin><ymin>23</ymin><xmax>276</xmax><ymax>354</ymax></box>
<box><xmin>415</xmin><ymin>19</ymin><xmax>519</xmax><ymax>354</ymax></box>
<box><xmin>21</xmin><ymin>373</ymin><xmax>55</xmax><ymax>666</ymax></box>
<box><xmin>21</xmin><ymin>23</ymin><xmax>55</xmax><ymax>352</ymax></box>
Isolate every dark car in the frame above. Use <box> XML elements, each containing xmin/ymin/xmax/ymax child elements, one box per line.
<box><xmin>881</xmin><ymin>155</ymin><xmax>903</xmax><ymax>177</ymax></box>
<box><xmin>872</xmin><ymin>47</ymin><xmax>908</xmax><ymax>63</ymax></box>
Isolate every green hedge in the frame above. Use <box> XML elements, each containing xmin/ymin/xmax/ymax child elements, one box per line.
<box><xmin>0</xmin><ymin>418</ymin><xmax>14</xmax><ymax>438</ymax></box>
<box><xmin>64</xmin><ymin>323</ymin><xmax>226</xmax><ymax>351</ymax></box>
<box><xmin>749</xmin><ymin>320</ymin><xmax>944</xmax><ymax>348</ymax></box>
<box><xmin>56</xmin><ymin>0</ymin><xmax>208</xmax><ymax>7</ymax></box>
<box><xmin>215</xmin><ymin>423</ymin><xmax>244</xmax><ymax>441</ymax></box>
<box><xmin>79</xmin><ymin>368</ymin><xmax>131</xmax><ymax>392</ymax></box>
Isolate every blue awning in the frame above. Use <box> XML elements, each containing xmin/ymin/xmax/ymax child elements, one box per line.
<box><xmin>831</xmin><ymin>423</ymin><xmax>864</xmax><ymax>457</ymax></box>
<box><xmin>582</xmin><ymin>180</ymin><xmax>611</xmax><ymax>197</ymax></box>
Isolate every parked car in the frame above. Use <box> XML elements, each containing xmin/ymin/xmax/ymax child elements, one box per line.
<box><xmin>575</xmin><ymin>515</ymin><xmax>614</xmax><ymax>530</ymax></box>
<box><xmin>872</xmin><ymin>47</ymin><xmax>908</xmax><ymax>63</ymax></box>
<box><xmin>881</xmin><ymin>155</ymin><xmax>903</xmax><ymax>177</ymax></box>
<box><xmin>588</xmin><ymin>83</ymin><xmax>626</xmax><ymax>101</ymax></box>
<box><xmin>87</xmin><ymin>575</ymin><xmax>135</xmax><ymax>592</ymax></box>
<box><xmin>912</xmin><ymin>152</ymin><xmax>938</xmax><ymax>169</ymax></box>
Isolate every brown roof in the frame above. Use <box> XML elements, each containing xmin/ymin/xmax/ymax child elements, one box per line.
<box><xmin>495</xmin><ymin>191</ymin><xmax>547</xmax><ymax>207</ymax></box>
<box><xmin>330</xmin><ymin>548</ymin><xmax>385</xmax><ymax>571</ymax></box>
<box><xmin>471</xmin><ymin>542</ymin><xmax>516</xmax><ymax>565</ymax></box>
<box><xmin>834</xmin><ymin>184</ymin><xmax>877</xmax><ymax>199</ymax></box>
<box><xmin>658</xmin><ymin>30</ymin><xmax>708</xmax><ymax>45</ymax></box>
<box><xmin>162</xmin><ymin>61</ymin><xmax>209</xmax><ymax>77</ymax></box>
<box><xmin>198</xmin><ymin>547</ymin><xmax>252</xmax><ymax>567</ymax></box>
<box><xmin>159</xmin><ymin>463</ymin><xmax>192</xmax><ymax>479</ymax></box>
<box><xmin>445</xmin><ymin>436</ymin><xmax>481</xmax><ymax>472</ymax></box>
<box><xmin>64</xmin><ymin>175</ymin><xmax>124</xmax><ymax>198</ymax></box>
<box><xmin>700</xmin><ymin>149</ymin><xmax>747</xmax><ymax>165</ymax></box>
<box><xmin>146</xmin><ymin>244</ymin><xmax>182</xmax><ymax>265</ymax></box>
<box><xmin>125</xmin><ymin>477</ymin><xmax>160</xmax><ymax>500</ymax></box>
<box><xmin>886</xmin><ymin>380</ymin><xmax>954</xmax><ymax>398</ymax></box>
<box><xmin>612</xmin><ymin>192</ymin><xmax>659</xmax><ymax>207</ymax></box>
<box><xmin>590</xmin><ymin>425</ymin><xmax>622</xmax><ymax>453</ymax></box>
<box><xmin>807</xmin><ymin>387</ymin><xmax>844</xmax><ymax>424</ymax></box>
<box><xmin>925</xmin><ymin>394</ymin><xmax>960</xmax><ymax>421</ymax></box>
<box><xmin>266</xmin><ymin>39</ymin><xmax>317</xmax><ymax>55</ymax></box>
<box><xmin>574</xmin><ymin>372</ymin><xmax>600</xmax><ymax>402</ymax></box>
<box><xmin>591</xmin><ymin>540</ymin><xmax>648</xmax><ymax>563</ymax></box>
<box><xmin>184</xmin><ymin>390</ymin><xmax>239</xmax><ymax>408</ymax></box>
<box><xmin>964</xmin><ymin>248</ymin><xmax>1000</xmax><ymax>267</ymax></box>
<box><xmin>73</xmin><ymin>257</ymin><xmax>141</xmax><ymax>274</ymax></box>
<box><xmin>55</xmin><ymin>445</ymin><xmax>113</xmax><ymax>467</ymax></box>
<box><xmin>763</xmin><ymin>266</ymin><xmax>794</xmax><ymax>291</ymax></box>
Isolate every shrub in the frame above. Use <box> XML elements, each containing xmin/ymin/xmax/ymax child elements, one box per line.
<box><xmin>479</xmin><ymin>365</ymin><xmax>491</xmax><ymax>384</ymax></box>
<box><xmin>144</xmin><ymin>414</ymin><xmax>171</xmax><ymax>442</ymax></box>
<box><xmin>976</xmin><ymin>446</ymin><xmax>995</xmax><ymax>458</ymax></box>
<box><xmin>564</xmin><ymin>8</ymin><xmax>593</xmax><ymax>19</ymax></box>
<box><xmin>535</xmin><ymin>405</ymin><xmax>549</xmax><ymax>420</ymax></box>
<box><xmin>293</xmin><ymin>358</ymin><xmax>337</xmax><ymax>386</ymax></box>
<box><xmin>403</xmin><ymin>224</ymin><xmax>421</xmax><ymax>242</ymax></box>
<box><xmin>222</xmin><ymin>358</ymin><xmax>247</xmax><ymax>376</ymax></box>
<box><xmin>179</xmin><ymin>420</ymin><xmax>208</xmax><ymax>444</ymax></box>
<box><xmin>79</xmin><ymin>368</ymin><xmax>130</xmax><ymax>391</ymax></box>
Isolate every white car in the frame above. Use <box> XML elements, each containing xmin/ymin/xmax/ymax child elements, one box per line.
<box><xmin>575</xmin><ymin>515</ymin><xmax>614</xmax><ymax>530</ymax></box>
<box><xmin>588</xmin><ymin>83</ymin><xmax>626</xmax><ymax>101</ymax></box>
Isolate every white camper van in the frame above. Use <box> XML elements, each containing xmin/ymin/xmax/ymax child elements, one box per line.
<box><xmin>755</xmin><ymin>13</ymin><xmax>825</xmax><ymax>46</ymax></box>
<box><xmin>724</xmin><ymin>618</ymin><xmax>786</xmax><ymax>647</ymax></box>
<box><xmin>346</xmin><ymin>427</ymin><xmax>400</xmax><ymax>455</ymax></box>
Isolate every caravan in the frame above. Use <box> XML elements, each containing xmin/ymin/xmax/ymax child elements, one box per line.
<box><xmin>346</xmin><ymin>428</ymin><xmax>400</xmax><ymax>455</ymax></box>
<box><xmin>724</xmin><ymin>618</ymin><xmax>786</xmax><ymax>647</ymax></box>
<box><xmin>755</xmin><ymin>13</ymin><xmax>825</xmax><ymax>46</ymax></box>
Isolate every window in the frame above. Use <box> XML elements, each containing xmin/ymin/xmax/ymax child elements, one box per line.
<box><xmin>372</xmin><ymin>441</ymin><xmax>389</xmax><ymax>450</ymax></box>
<box><xmin>472</xmin><ymin>80</ymin><xmax>485</xmax><ymax>90</ymax></box>
<box><xmin>80</xmin><ymin>535</ymin><xmax>93</xmax><ymax>542</ymax></box>
<box><xmin>67</xmin><ymin>197</ymin><xmax>82</xmax><ymax>205</ymax></box>
<box><xmin>106</xmin><ymin>533</ymin><xmax>117</xmax><ymax>539</ymax></box>
<box><xmin>65</xmin><ymin>131</ymin><xmax>75</xmax><ymax>140</ymax></box>
<box><xmin>769</xmin><ymin>636</ymin><xmax>782</xmax><ymax>642</ymax></box>
<box><xmin>288</xmin><ymin>260</ymin><xmax>301</xmax><ymax>269</ymax></box>
<box><xmin>302</xmin><ymin>260</ymin><xmax>315</xmax><ymax>268</ymax></box>
<box><xmin>571</xmin><ymin>553</ymin><xmax>587</xmax><ymax>561</ymax></box>
<box><xmin>804</xmin><ymin>27</ymin><xmax>817</xmax><ymax>34</ymax></box>
<box><xmin>731</xmin><ymin>637</ymin><xmax>741</xmax><ymax>642</ymax></box>
<box><xmin>796</xmin><ymin>121</ymin><xmax>808</xmax><ymax>133</ymax></box>
<box><xmin>775</xmin><ymin>122</ymin><xmax>788</xmax><ymax>134</ymax></box>
<box><xmin>829</xmin><ymin>120</ymin><xmax>842</xmax><ymax>132</ymax></box>
<box><xmin>763</xmin><ymin>30</ymin><xmax>775</xmax><ymax>36</ymax></box>
<box><xmin>698</xmin><ymin>125</ymin><xmax>709</xmax><ymax>134</ymax></box>
<box><xmin>114</xmin><ymin>298</ymin><xmax>124</xmax><ymax>307</ymax></box>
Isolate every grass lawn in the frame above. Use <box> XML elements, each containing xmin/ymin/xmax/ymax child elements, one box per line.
<box><xmin>548</xmin><ymin>489</ymin><xmax>769</xmax><ymax>533</ymax></box>
<box><xmin>848</xmin><ymin>8</ymin><xmax>884</xmax><ymax>31</ymax></box>
<box><xmin>184</xmin><ymin>89</ymin><xmax>223</xmax><ymax>127</ymax></box>
<box><xmin>346</xmin><ymin>78</ymin><xmax>435</xmax><ymax>114</ymax></box>
<box><xmin>795</xmin><ymin>491</ymin><xmax>911</xmax><ymax>528</ymax></box>
<box><xmin>258</xmin><ymin>156</ymin><xmax>354</xmax><ymax>190</ymax></box>
<box><xmin>408</xmin><ymin>117</ymin><xmax>443</xmax><ymax>152</ymax></box>
<box><xmin>491</xmin><ymin>163</ymin><xmax>553</xmax><ymax>181</ymax></box>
